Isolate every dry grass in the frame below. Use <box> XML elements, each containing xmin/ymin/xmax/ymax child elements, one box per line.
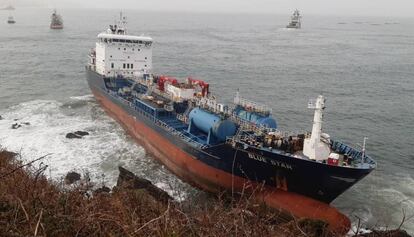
<box><xmin>1</xmin><ymin>149</ymin><xmax>406</xmax><ymax>237</ymax></box>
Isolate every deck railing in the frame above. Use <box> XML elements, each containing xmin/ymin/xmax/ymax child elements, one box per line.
<box><xmin>106</xmin><ymin>90</ymin><xmax>209</xmax><ymax>149</ymax></box>
<box><xmin>330</xmin><ymin>140</ymin><xmax>373</xmax><ymax>164</ymax></box>
<box><xmin>234</xmin><ymin>96</ymin><xmax>272</xmax><ymax>115</ymax></box>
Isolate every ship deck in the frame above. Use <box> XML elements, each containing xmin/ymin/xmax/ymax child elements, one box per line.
<box><xmin>103</xmin><ymin>75</ymin><xmax>376</xmax><ymax>170</ymax></box>
<box><xmin>105</xmin><ymin>82</ymin><xmax>212</xmax><ymax>149</ymax></box>
<box><xmin>231</xmin><ymin>132</ymin><xmax>376</xmax><ymax>170</ymax></box>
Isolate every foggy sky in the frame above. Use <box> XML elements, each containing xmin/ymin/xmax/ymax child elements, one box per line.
<box><xmin>4</xmin><ymin>0</ymin><xmax>414</xmax><ymax>17</ymax></box>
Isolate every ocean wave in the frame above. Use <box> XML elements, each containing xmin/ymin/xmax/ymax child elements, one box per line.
<box><xmin>69</xmin><ymin>94</ymin><xmax>94</xmax><ymax>101</ymax></box>
<box><xmin>0</xmin><ymin>99</ymin><xmax>193</xmax><ymax>200</ymax></box>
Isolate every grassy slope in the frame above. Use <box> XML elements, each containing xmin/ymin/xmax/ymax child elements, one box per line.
<box><xmin>1</xmin><ymin>150</ymin><xmax>407</xmax><ymax>237</ymax></box>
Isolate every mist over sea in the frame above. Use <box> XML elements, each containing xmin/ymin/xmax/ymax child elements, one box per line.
<box><xmin>0</xmin><ymin>8</ymin><xmax>413</xmax><ymax>233</ymax></box>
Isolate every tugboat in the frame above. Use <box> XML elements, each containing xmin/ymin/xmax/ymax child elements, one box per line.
<box><xmin>85</xmin><ymin>13</ymin><xmax>376</xmax><ymax>233</ymax></box>
<box><xmin>7</xmin><ymin>16</ymin><xmax>15</xmax><ymax>24</ymax></box>
<box><xmin>286</xmin><ymin>9</ymin><xmax>301</xmax><ymax>29</ymax></box>
<box><xmin>50</xmin><ymin>9</ymin><xmax>63</xmax><ymax>29</ymax></box>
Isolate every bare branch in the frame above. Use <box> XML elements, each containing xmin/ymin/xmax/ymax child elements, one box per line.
<box><xmin>0</xmin><ymin>153</ymin><xmax>52</xmax><ymax>180</ymax></box>
<box><xmin>133</xmin><ymin>202</ymin><xmax>171</xmax><ymax>234</ymax></box>
<box><xmin>397</xmin><ymin>208</ymin><xmax>406</xmax><ymax>230</ymax></box>
<box><xmin>18</xmin><ymin>198</ymin><xmax>30</xmax><ymax>222</ymax></box>
<box><xmin>34</xmin><ymin>209</ymin><xmax>43</xmax><ymax>236</ymax></box>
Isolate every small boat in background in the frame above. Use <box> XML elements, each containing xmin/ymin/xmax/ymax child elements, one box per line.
<box><xmin>286</xmin><ymin>9</ymin><xmax>301</xmax><ymax>29</ymax></box>
<box><xmin>50</xmin><ymin>9</ymin><xmax>63</xmax><ymax>29</ymax></box>
<box><xmin>7</xmin><ymin>16</ymin><xmax>15</xmax><ymax>24</ymax></box>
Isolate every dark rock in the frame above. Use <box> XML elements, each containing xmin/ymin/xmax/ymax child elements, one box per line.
<box><xmin>10</xmin><ymin>122</ymin><xmax>30</xmax><ymax>129</ymax></box>
<box><xmin>66</xmin><ymin>131</ymin><xmax>89</xmax><ymax>139</ymax></box>
<box><xmin>116</xmin><ymin>166</ymin><xmax>172</xmax><ymax>204</ymax></box>
<box><xmin>94</xmin><ymin>186</ymin><xmax>111</xmax><ymax>195</ymax></box>
<box><xmin>11</xmin><ymin>123</ymin><xmax>21</xmax><ymax>129</ymax></box>
<box><xmin>355</xmin><ymin>229</ymin><xmax>412</xmax><ymax>237</ymax></box>
<box><xmin>74</xmin><ymin>131</ymin><xmax>89</xmax><ymax>137</ymax></box>
<box><xmin>0</xmin><ymin>115</ymin><xmax>3</xmax><ymax>120</ymax></box>
<box><xmin>65</xmin><ymin>172</ymin><xmax>81</xmax><ymax>184</ymax></box>
<box><xmin>66</xmin><ymin>133</ymin><xmax>82</xmax><ymax>139</ymax></box>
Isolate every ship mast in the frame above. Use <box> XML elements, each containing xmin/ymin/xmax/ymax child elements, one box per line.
<box><xmin>309</xmin><ymin>95</ymin><xmax>324</xmax><ymax>147</ymax></box>
<box><xmin>118</xmin><ymin>12</ymin><xmax>127</xmax><ymax>32</ymax></box>
<box><xmin>361</xmin><ymin>137</ymin><xmax>368</xmax><ymax>164</ymax></box>
<box><xmin>303</xmin><ymin>95</ymin><xmax>331</xmax><ymax>160</ymax></box>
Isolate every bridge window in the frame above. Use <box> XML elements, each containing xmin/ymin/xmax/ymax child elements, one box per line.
<box><xmin>111</xmin><ymin>63</ymin><xmax>114</xmax><ymax>68</ymax></box>
<box><xmin>131</xmin><ymin>64</ymin><xmax>133</xmax><ymax>69</ymax></box>
<box><xmin>127</xmin><ymin>64</ymin><xmax>130</xmax><ymax>69</ymax></box>
<box><xmin>124</xmin><ymin>48</ymin><xmax>126</xmax><ymax>51</ymax></box>
<box><xmin>123</xmin><ymin>63</ymin><xmax>126</xmax><ymax>69</ymax></box>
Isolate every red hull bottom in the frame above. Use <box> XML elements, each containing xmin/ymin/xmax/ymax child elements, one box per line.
<box><xmin>92</xmin><ymin>89</ymin><xmax>351</xmax><ymax>234</ymax></box>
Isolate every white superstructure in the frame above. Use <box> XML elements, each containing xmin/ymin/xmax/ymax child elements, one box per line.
<box><xmin>95</xmin><ymin>13</ymin><xmax>153</xmax><ymax>78</ymax></box>
<box><xmin>286</xmin><ymin>9</ymin><xmax>301</xmax><ymax>29</ymax></box>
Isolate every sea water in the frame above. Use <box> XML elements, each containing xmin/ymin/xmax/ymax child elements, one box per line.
<box><xmin>0</xmin><ymin>8</ymin><xmax>413</xmax><ymax>233</ymax></box>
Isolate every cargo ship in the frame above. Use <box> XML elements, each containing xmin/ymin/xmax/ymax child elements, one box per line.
<box><xmin>50</xmin><ymin>9</ymin><xmax>63</xmax><ymax>29</ymax></box>
<box><xmin>286</xmin><ymin>9</ymin><xmax>302</xmax><ymax>29</ymax></box>
<box><xmin>86</xmin><ymin>14</ymin><xmax>376</xmax><ymax>232</ymax></box>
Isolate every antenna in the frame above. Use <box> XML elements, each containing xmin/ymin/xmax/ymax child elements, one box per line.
<box><xmin>234</xmin><ymin>89</ymin><xmax>240</xmax><ymax>104</ymax></box>
<box><xmin>362</xmin><ymin>137</ymin><xmax>368</xmax><ymax>164</ymax></box>
<box><xmin>357</xmin><ymin>137</ymin><xmax>368</xmax><ymax>164</ymax></box>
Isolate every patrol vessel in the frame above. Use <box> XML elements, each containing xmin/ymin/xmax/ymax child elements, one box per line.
<box><xmin>50</xmin><ymin>9</ymin><xmax>63</xmax><ymax>29</ymax></box>
<box><xmin>86</xmin><ymin>14</ymin><xmax>376</xmax><ymax>232</ymax></box>
<box><xmin>287</xmin><ymin>9</ymin><xmax>302</xmax><ymax>29</ymax></box>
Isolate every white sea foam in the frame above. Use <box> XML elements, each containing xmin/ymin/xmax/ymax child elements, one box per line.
<box><xmin>347</xmin><ymin>183</ymin><xmax>414</xmax><ymax>234</ymax></box>
<box><xmin>347</xmin><ymin>227</ymin><xmax>372</xmax><ymax>236</ymax></box>
<box><xmin>0</xmin><ymin>99</ymin><xmax>192</xmax><ymax>199</ymax></box>
<box><xmin>69</xmin><ymin>94</ymin><xmax>94</xmax><ymax>101</ymax></box>
<box><xmin>0</xmin><ymin>100</ymin><xmax>139</xmax><ymax>182</ymax></box>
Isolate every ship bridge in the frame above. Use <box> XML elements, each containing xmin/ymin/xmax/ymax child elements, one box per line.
<box><xmin>93</xmin><ymin>13</ymin><xmax>153</xmax><ymax>78</ymax></box>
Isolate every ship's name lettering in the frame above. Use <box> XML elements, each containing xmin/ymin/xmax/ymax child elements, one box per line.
<box><xmin>247</xmin><ymin>153</ymin><xmax>293</xmax><ymax>170</ymax></box>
